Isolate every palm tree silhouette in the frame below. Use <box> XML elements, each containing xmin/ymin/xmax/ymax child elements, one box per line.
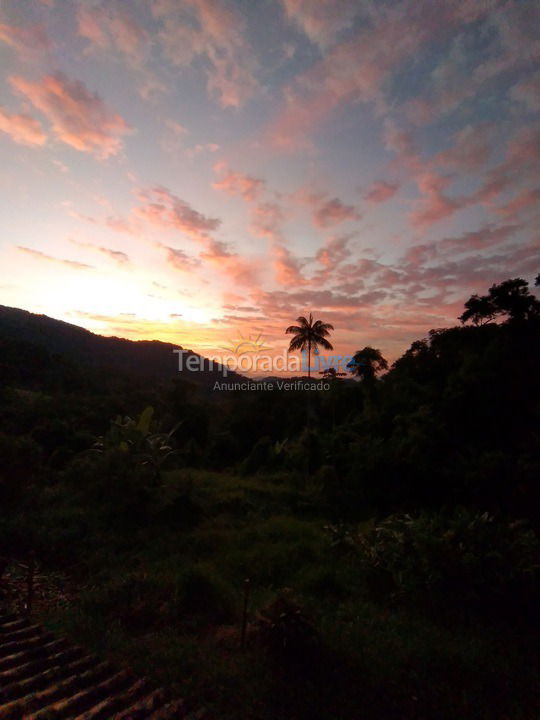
<box><xmin>286</xmin><ymin>313</ymin><xmax>334</xmax><ymax>378</ymax></box>
<box><xmin>347</xmin><ymin>346</ymin><xmax>388</xmax><ymax>382</ymax></box>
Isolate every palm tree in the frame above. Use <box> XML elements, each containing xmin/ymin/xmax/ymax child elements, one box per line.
<box><xmin>286</xmin><ymin>313</ymin><xmax>334</xmax><ymax>378</ymax></box>
<box><xmin>347</xmin><ymin>346</ymin><xmax>388</xmax><ymax>382</ymax></box>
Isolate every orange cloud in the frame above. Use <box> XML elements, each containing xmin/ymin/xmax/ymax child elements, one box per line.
<box><xmin>9</xmin><ymin>73</ymin><xmax>131</xmax><ymax>158</ymax></box>
<box><xmin>0</xmin><ymin>107</ymin><xmax>46</xmax><ymax>146</ymax></box>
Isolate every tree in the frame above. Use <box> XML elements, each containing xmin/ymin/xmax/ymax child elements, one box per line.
<box><xmin>319</xmin><ymin>367</ymin><xmax>346</xmax><ymax>380</ymax></box>
<box><xmin>488</xmin><ymin>278</ymin><xmax>540</xmax><ymax>322</ymax></box>
<box><xmin>286</xmin><ymin>313</ymin><xmax>334</xmax><ymax>378</ymax></box>
<box><xmin>459</xmin><ymin>294</ymin><xmax>497</xmax><ymax>326</ymax></box>
<box><xmin>460</xmin><ymin>278</ymin><xmax>540</xmax><ymax>325</ymax></box>
<box><xmin>347</xmin><ymin>346</ymin><xmax>388</xmax><ymax>382</ymax></box>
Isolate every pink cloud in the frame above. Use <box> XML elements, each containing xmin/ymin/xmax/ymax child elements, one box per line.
<box><xmin>153</xmin><ymin>0</ymin><xmax>258</xmax><ymax>108</ymax></box>
<box><xmin>18</xmin><ymin>247</ymin><xmax>93</xmax><ymax>270</ymax></box>
<box><xmin>213</xmin><ymin>168</ymin><xmax>265</xmax><ymax>201</ymax></box>
<box><xmin>271</xmin><ymin>243</ymin><xmax>306</xmax><ymax>287</ymax></box>
<box><xmin>268</xmin><ymin>0</ymin><xmax>494</xmax><ymax>148</ymax></box>
<box><xmin>135</xmin><ymin>186</ymin><xmax>220</xmax><ymax>240</ymax></box>
<box><xmin>0</xmin><ymin>107</ymin><xmax>46</xmax><ymax>147</ymax></box>
<box><xmin>404</xmin><ymin>3</ymin><xmax>539</xmax><ymax>124</ymax></box>
<box><xmin>436</xmin><ymin>124</ymin><xmax>494</xmax><ymax>172</ymax></box>
<box><xmin>250</xmin><ymin>202</ymin><xmax>285</xmax><ymax>242</ymax></box>
<box><xmin>135</xmin><ymin>185</ymin><xmax>259</xmax><ymax>288</ymax></box>
<box><xmin>509</xmin><ymin>72</ymin><xmax>540</xmax><ymax>112</ymax></box>
<box><xmin>291</xmin><ymin>190</ymin><xmax>360</xmax><ymax>228</ymax></box>
<box><xmin>165</xmin><ymin>247</ymin><xmax>201</xmax><ymax>272</ymax></box>
<box><xmin>106</xmin><ymin>216</ymin><xmax>136</xmax><ymax>234</ymax></box>
<box><xmin>0</xmin><ymin>23</ymin><xmax>49</xmax><ymax>59</ymax></box>
<box><xmin>312</xmin><ymin>234</ymin><xmax>353</xmax><ymax>285</ymax></box>
<box><xmin>280</xmin><ymin>0</ymin><xmax>358</xmax><ymax>47</ymax></box>
<box><xmin>364</xmin><ymin>181</ymin><xmax>399</xmax><ymax>204</ymax></box>
<box><xmin>312</xmin><ymin>196</ymin><xmax>360</xmax><ymax>228</ymax></box>
<box><xmin>9</xmin><ymin>73</ymin><xmax>131</xmax><ymax>158</ymax></box>
<box><xmin>496</xmin><ymin>189</ymin><xmax>540</xmax><ymax>218</ymax></box>
<box><xmin>473</xmin><ymin>127</ymin><xmax>540</xmax><ymax>206</ymax></box>
<box><xmin>77</xmin><ymin>3</ymin><xmax>149</xmax><ymax>66</ymax></box>
<box><xmin>71</xmin><ymin>238</ymin><xmax>130</xmax><ymax>264</ymax></box>
<box><xmin>409</xmin><ymin>171</ymin><xmax>465</xmax><ymax>229</ymax></box>
<box><xmin>315</xmin><ymin>234</ymin><xmax>352</xmax><ymax>268</ymax></box>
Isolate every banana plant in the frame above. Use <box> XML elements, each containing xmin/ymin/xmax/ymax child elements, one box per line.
<box><xmin>93</xmin><ymin>406</ymin><xmax>180</xmax><ymax>481</ymax></box>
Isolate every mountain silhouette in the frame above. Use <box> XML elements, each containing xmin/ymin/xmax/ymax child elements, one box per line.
<box><xmin>0</xmin><ymin>305</ymin><xmax>241</xmax><ymax>386</ymax></box>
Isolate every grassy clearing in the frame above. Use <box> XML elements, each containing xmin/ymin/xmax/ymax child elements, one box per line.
<box><xmin>38</xmin><ymin>469</ymin><xmax>539</xmax><ymax>720</ymax></box>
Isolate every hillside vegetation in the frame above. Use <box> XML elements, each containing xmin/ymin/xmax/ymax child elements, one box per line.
<box><xmin>1</xmin><ymin>278</ymin><xmax>539</xmax><ymax>719</ymax></box>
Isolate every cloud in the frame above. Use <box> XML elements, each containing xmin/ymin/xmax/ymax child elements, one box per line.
<box><xmin>291</xmin><ymin>190</ymin><xmax>360</xmax><ymax>228</ymax></box>
<box><xmin>509</xmin><ymin>71</ymin><xmax>540</xmax><ymax>112</ymax></box>
<box><xmin>496</xmin><ymin>189</ymin><xmax>540</xmax><ymax>219</ymax></box>
<box><xmin>0</xmin><ymin>107</ymin><xmax>46</xmax><ymax>146</ymax></box>
<box><xmin>77</xmin><ymin>2</ymin><xmax>149</xmax><ymax>66</ymax></box>
<box><xmin>280</xmin><ymin>0</ymin><xmax>358</xmax><ymax>47</ymax></box>
<box><xmin>312</xmin><ymin>196</ymin><xmax>360</xmax><ymax>228</ymax></box>
<box><xmin>9</xmin><ymin>72</ymin><xmax>131</xmax><ymax>158</ymax></box>
<box><xmin>105</xmin><ymin>216</ymin><xmax>136</xmax><ymax>234</ymax></box>
<box><xmin>364</xmin><ymin>181</ymin><xmax>399</xmax><ymax>205</ymax></box>
<box><xmin>71</xmin><ymin>239</ymin><xmax>130</xmax><ymax>264</ymax></box>
<box><xmin>0</xmin><ymin>22</ymin><xmax>49</xmax><ymax>59</ymax></box>
<box><xmin>165</xmin><ymin>247</ymin><xmax>201</xmax><ymax>272</ymax></box>
<box><xmin>404</xmin><ymin>3</ymin><xmax>539</xmax><ymax>124</ymax></box>
<box><xmin>135</xmin><ymin>185</ymin><xmax>259</xmax><ymax>288</ymax></box>
<box><xmin>213</xmin><ymin>167</ymin><xmax>265</xmax><ymax>201</ymax></box>
<box><xmin>435</xmin><ymin>124</ymin><xmax>494</xmax><ymax>172</ymax></box>
<box><xmin>186</xmin><ymin>142</ymin><xmax>220</xmax><ymax>158</ymax></box>
<box><xmin>97</xmin><ymin>247</ymin><xmax>129</xmax><ymax>263</ymax></box>
<box><xmin>312</xmin><ymin>233</ymin><xmax>353</xmax><ymax>284</ymax></box>
<box><xmin>271</xmin><ymin>242</ymin><xmax>307</xmax><ymax>287</ymax></box>
<box><xmin>18</xmin><ymin>246</ymin><xmax>93</xmax><ymax>269</ymax></box>
<box><xmin>153</xmin><ymin>0</ymin><xmax>258</xmax><ymax>108</ymax></box>
<box><xmin>135</xmin><ymin>186</ymin><xmax>221</xmax><ymax>240</ymax></box>
<box><xmin>473</xmin><ymin>126</ymin><xmax>540</xmax><ymax>206</ymax></box>
<box><xmin>267</xmin><ymin>0</ymin><xmax>494</xmax><ymax>148</ymax></box>
<box><xmin>403</xmin><ymin>223</ymin><xmax>521</xmax><ymax>268</ymax></box>
<box><xmin>409</xmin><ymin>171</ymin><xmax>466</xmax><ymax>229</ymax></box>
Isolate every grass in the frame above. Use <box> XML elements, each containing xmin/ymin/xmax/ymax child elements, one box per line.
<box><xmin>39</xmin><ymin>469</ymin><xmax>539</xmax><ymax>720</ymax></box>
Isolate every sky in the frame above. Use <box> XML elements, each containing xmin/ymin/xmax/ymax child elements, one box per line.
<box><xmin>0</xmin><ymin>0</ymin><xmax>538</xmax><ymax>372</ymax></box>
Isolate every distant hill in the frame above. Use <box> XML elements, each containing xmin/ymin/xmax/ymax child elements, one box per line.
<box><xmin>0</xmin><ymin>305</ymin><xmax>242</xmax><ymax>386</ymax></box>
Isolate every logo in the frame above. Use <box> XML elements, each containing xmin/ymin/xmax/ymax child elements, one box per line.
<box><xmin>219</xmin><ymin>331</ymin><xmax>272</xmax><ymax>356</ymax></box>
<box><xmin>173</xmin><ymin>327</ymin><xmax>355</xmax><ymax>380</ymax></box>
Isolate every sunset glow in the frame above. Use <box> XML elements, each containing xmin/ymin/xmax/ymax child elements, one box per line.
<box><xmin>1</xmin><ymin>0</ymin><xmax>538</xmax><ymax>370</ymax></box>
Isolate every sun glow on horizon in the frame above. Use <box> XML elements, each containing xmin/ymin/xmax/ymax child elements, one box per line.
<box><xmin>0</xmin><ymin>0</ymin><xmax>538</xmax><ymax>365</ymax></box>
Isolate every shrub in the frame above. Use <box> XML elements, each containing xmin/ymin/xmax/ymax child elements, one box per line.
<box><xmin>328</xmin><ymin>509</ymin><xmax>540</xmax><ymax>619</ymax></box>
<box><xmin>253</xmin><ymin>588</ymin><xmax>318</xmax><ymax>662</ymax></box>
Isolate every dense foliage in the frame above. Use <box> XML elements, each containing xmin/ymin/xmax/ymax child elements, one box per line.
<box><xmin>1</xmin><ymin>277</ymin><xmax>539</xmax><ymax>719</ymax></box>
